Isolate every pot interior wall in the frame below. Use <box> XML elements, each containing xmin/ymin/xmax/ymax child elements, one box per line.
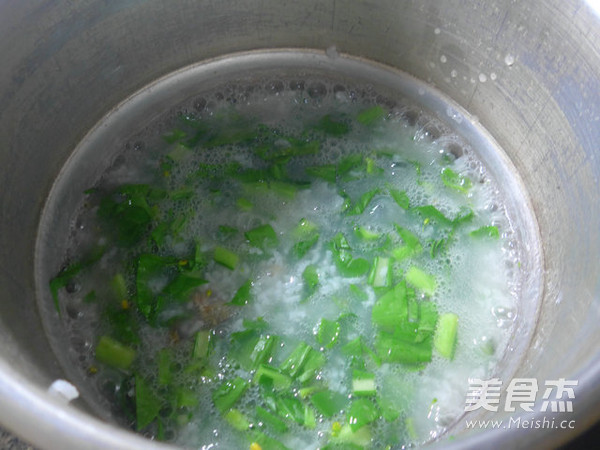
<box><xmin>0</xmin><ymin>1</ymin><xmax>599</xmax><ymax>448</ymax></box>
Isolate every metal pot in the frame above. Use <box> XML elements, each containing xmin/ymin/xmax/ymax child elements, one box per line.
<box><xmin>0</xmin><ymin>1</ymin><xmax>598</xmax><ymax>448</ymax></box>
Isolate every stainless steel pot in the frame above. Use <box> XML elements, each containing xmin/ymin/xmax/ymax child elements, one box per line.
<box><xmin>0</xmin><ymin>1</ymin><xmax>599</xmax><ymax>448</ymax></box>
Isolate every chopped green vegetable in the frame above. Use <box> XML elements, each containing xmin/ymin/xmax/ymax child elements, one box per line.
<box><xmin>347</xmin><ymin>188</ymin><xmax>379</xmax><ymax>215</ymax></box>
<box><xmin>441</xmin><ymin>167</ymin><xmax>472</xmax><ymax>194</ymax></box>
<box><xmin>302</xmin><ymin>264</ymin><xmax>319</xmax><ymax>296</ymax></box>
<box><xmin>293</xmin><ymin>218</ymin><xmax>319</xmax><ymax>239</ymax></box>
<box><xmin>218</xmin><ymin>224</ymin><xmax>239</xmax><ymax>238</ymax></box>
<box><xmin>250</xmin><ymin>431</ymin><xmax>290</xmax><ymax>450</ymax></box>
<box><xmin>405</xmin><ymin>266</ymin><xmax>436</xmax><ymax>296</ymax></box>
<box><xmin>316</xmin><ymin>318</ymin><xmax>341</xmax><ymax>349</ymax></box>
<box><xmin>225</xmin><ymin>408</ymin><xmax>251</xmax><ymax>431</ymax></box>
<box><xmin>330</xmin><ymin>233</ymin><xmax>370</xmax><ymax>277</ymax></box>
<box><xmin>254</xmin><ymin>364</ymin><xmax>293</xmax><ymax>390</ymax></box>
<box><xmin>306</xmin><ymin>164</ymin><xmax>337</xmax><ymax>183</ymax></box>
<box><xmin>249</xmin><ymin>335</ymin><xmax>278</xmax><ymax>369</ymax></box>
<box><xmin>95</xmin><ymin>336</ymin><xmax>136</xmax><ymax>370</ymax></box>
<box><xmin>135</xmin><ymin>375</ymin><xmax>162</xmax><ymax>430</ymax></box>
<box><xmin>329</xmin><ymin>423</ymin><xmax>372</xmax><ymax>447</ymax></box>
<box><xmin>371</xmin><ymin>282</ymin><xmax>408</xmax><ymax>332</ymax></box>
<box><xmin>135</xmin><ymin>253</ymin><xmax>177</xmax><ymax>320</ymax></box>
<box><xmin>434</xmin><ymin>313</ymin><xmax>459</xmax><ymax>359</ymax></box>
<box><xmin>292</xmin><ymin>234</ymin><xmax>320</xmax><ymax>259</ymax></box>
<box><xmin>213</xmin><ymin>246</ymin><xmax>239</xmax><ymax>270</ymax></box>
<box><xmin>97</xmin><ymin>184</ymin><xmax>157</xmax><ymax>247</ymax></box>
<box><xmin>368</xmin><ymin>256</ymin><xmax>392</xmax><ymax>288</ymax></box>
<box><xmin>243</xmin><ymin>317</ymin><xmax>269</xmax><ymax>331</ymax></box>
<box><xmin>429</xmin><ymin>237</ymin><xmax>450</xmax><ymax>258</ymax></box>
<box><xmin>256</xmin><ymin>405</ymin><xmax>289</xmax><ymax>433</ymax></box>
<box><xmin>230</xmin><ymin>330</ymin><xmax>277</xmax><ymax>371</ymax></box>
<box><xmin>470</xmin><ymin>225</ymin><xmax>500</xmax><ymax>239</ymax></box>
<box><xmin>394</xmin><ymin>225</ymin><xmax>422</xmax><ymax>252</ymax></box>
<box><xmin>341</xmin><ymin>336</ymin><xmax>381</xmax><ymax>366</ymax></box>
<box><xmin>374</xmin><ymin>332</ymin><xmax>433</xmax><ymax>364</ymax></box>
<box><xmin>304</xmin><ymin>404</ymin><xmax>317</xmax><ymax>429</ymax></box>
<box><xmin>349</xmin><ymin>284</ymin><xmax>368</xmax><ymax>302</ymax></box>
<box><xmin>213</xmin><ymin>377</ymin><xmax>249</xmax><ymax>413</ymax></box>
<box><xmin>413</xmin><ymin>205</ymin><xmax>453</xmax><ymax>227</ymax></box>
<box><xmin>357</xmin><ymin>105</ymin><xmax>386</xmax><ymax>125</ymax></box>
<box><xmin>236</xmin><ymin>197</ymin><xmax>253</xmax><ymax>211</ymax></box>
<box><xmin>352</xmin><ymin>370</ymin><xmax>377</xmax><ymax>397</ymax></box>
<box><xmin>298</xmin><ymin>349</ymin><xmax>326</xmax><ymax>383</ymax></box>
<box><xmin>310</xmin><ymin>390</ymin><xmax>347</xmax><ymax>418</ymax></box>
<box><xmin>176</xmin><ymin>387</ymin><xmax>199</xmax><ymax>408</ymax></box>
<box><xmin>354</xmin><ymin>226</ymin><xmax>381</xmax><ymax>241</ymax></box>
<box><xmin>111</xmin><ymin>273</ymin><xmax>129</xmax><ymax>301</ymax></box>
<box><xmin>452</xmin><ymin>208</ymin><xmax>474</xmax><ymax>226</ymax></box>
<box><xmin>162</xmin><ymin>272</ymin><xmax>207</xmax><ymax>302</ymax></box>
<box><xmin>230</xmin><ymin>279</ymin><xmax>253</xmax><ymax>306</ymax></box>
<box><xmin>245</xmin><ymin>224</ymin><xmax>279</xmax><ymax>250</ymax></box>
<box><xmin>192</xmin><ymin>329</ymin><xmax>212</xmax><ymax>359</ymax></box>
<box><xmin>389</xmin><ymin>188</ymin><xmax>410</xmax><ymax>210</ymax></box>
<box><xmin>348</xmin><ymin>398</ymin><xmax>379</xmax><ymax>432</ymax></box>
<box><xmin>274</xmin><ymin>395</ymin><xmax>306</xmax><ymax>425</ymax></box>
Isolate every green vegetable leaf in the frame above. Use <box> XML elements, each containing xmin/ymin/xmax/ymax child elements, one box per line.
<box><xmin>354</xmin><ymin>226</ymin><xmax>381</xmax><ymax>241</ymax></box>
<box><xmin>470</xmin><ymin>225</ymin><xmax>500</xmax><ymax>239</ymax></box>
<box><xmin>274</xmin><ymin>396</ymin><xmax>306</xmax><ymax>425</ymax></box>
<box><xmin>374</xmin><ymin>331</ymin><xmax>433</xmax><ymax>364</ymax></box>
<box><xmin>330</xmin><ymin>233</ymin><xmax>370</xmax><ymax>278</ymax></box>
<box><xmin>245</xmin><ymin>224</ymin><xmax>279</xmax><ymax>250</ymax></box>
<box><xmin>213</xmin><ymin>377</ymin><xmax>249</xmax><ymax>413</ymax></box>
<box><xmin>230</xmin><ymin>279</ymin><xmax>253</xmax><ymax>306</ymax></box>
<box><xmin>357</xmin><ymin>105</ymin><xmax>386</xmax><ymax>125</ymax></box>
<box><xmin>303</xmin><ymin>264</ymin><xmax>319</xmax><ymax>295</ymax></box>
<box><xmin>213</xmin><ymin>246</ymin><xmax>239</xmax><ymax>270</ymax></box>
<box><xmin>243</xmin><ymin>317</ymin><xmax>269</xmax><ymax>331</ymax></box>
<box><xmin>441</xmin><ymin>167</ymin><xmax>472</xmax><ymax>194</ymax></box>
<box><xmin>348</xmin><ymin>398</ymin><xmax>379</xmax><ymax>432</ymax></box>
<box><xmin>405</xmin><ymin>266</ymin><xmax>436</xmax><ymax>296</ymax></box>
<box><xmin>413</xmin><ymin>205</ymin><xmax>453</xmax><ymax>227</ymax></box>
<box><xmin>316</xmin><ymin>318</ymin><xmax>341</xmax><ymax>349</ymax></box>
<box><xmin>97</xmin><ymin>184</ymin><xmax>157</xmax><ymax>247</ymax></box>
<box><xmin>95</xmin><ymin>336</ymin><xmax>136</xmax><ymax>370</ymax></box>
<box><xmin>135</xmin><ymin>253</ymin><xmax>177</xmax><ymax>320</ymax></box>
<box><xmin>292</xmin><ymin>234</ymin><xmax>320</xmax><ymax>259</ymax></box>
<box><xmin>224</xmin><ymin>408</ymin><xmax>251</xmax><ymax>431</ymax></box>
<box><xmin>389</xmin><ymin>188</ymin><xmax>410</xmax><ymax>210</ymax></box>
<box><xmin>162</xmin><ymin>272</ymin><xmax>207</xmax><ymax>302</ymax></box>
<box><xmin>135</xmin><ymin>375</ymin><xmax>162</xmax><ymax>430</ymax></box>
<box><xmin>310</xmin><ymin>390</ymin><xmax>347</xmax><ymax>418</ymax></box>
<box><xmin>254</xmin><ymin>364</ymin><xmax>293</xmax><ymax>391</ymax></box>
<box><xmin>371</xmin><ymin>282</ymin><xmax>409</xmax><ymax>332</ymax></box>
<box><xmin>256</xmin><ymin>405</ymin><xmax>289</xmax><ymax>433</ymax></box>
<box><xmin>347</xmin><ymin>189</ymin><xmax>379</xmax><ymax>215</ymax></box>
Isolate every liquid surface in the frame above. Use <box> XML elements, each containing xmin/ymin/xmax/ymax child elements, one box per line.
<box><xmin>40</xmin><ymin>62</ymin><xmax>525</xmax><ymax>449</ymax></box>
